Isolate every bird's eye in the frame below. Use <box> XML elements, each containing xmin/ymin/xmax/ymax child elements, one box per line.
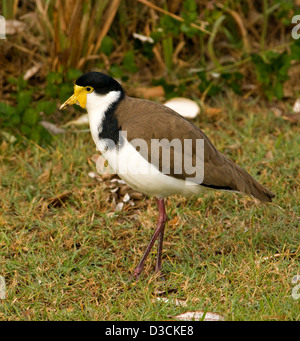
<box><xmin>86</xmin><ymin>86</ymin><xmax>93</xmax><ymax>93</ymax></box>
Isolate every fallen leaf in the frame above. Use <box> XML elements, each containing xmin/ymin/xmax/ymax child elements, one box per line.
<box><xmin>133</xmin><ymin>32</ymin><xmax>154</xmax><ymax>44</ymax></box>
<box><xmin>153</xmin><ymin>297</ymin><xmax>187</xmax><ymax>307</ymax></box>
<box><xmin>119</xmin><ymin>185</ymin><xmax>132</xmax><ymax>195</ymax></box>
<box><xmin>23</xmin><ymin>63</ymin><xmax>43</xmax><ymax>80</ymax></box>
<box><xmin>270</xmin><ymin>107</ymin><xmax>282</xmax><ymax>118</ymax></box>
<box><xmin>123</xmin><ymin>193</ymin><xmax>130</xmax><ymax>203</ymax></box>
<box><xmin>88</xmin><ymin>171</ymin><xmax>102</xmax><ymax>181</ymax></box>
<box><xmin>135</xmin><ymin>86</ymin><xmax>165</xmax><ymax>99</ymax></box>
<box><xmin>115</xmin><ymin>202</ymin><xmax>124</xmax><ymax>212</ymax></box>
<box><xmin>5</xmin><ymin>20</ymin><xmax>26</xmax><ymax>35</ymax></box>
<box><xmin>293</xmin><ymin>99</ymin><xmax>300</xmax><ymax>113</ymax></box>
<box><xmin>241</xmin><ymin>84</ymin><xmax>256</xmax><ymax>90</ymax></box>
<box><xmin>265</xmin><ymin>150</ymin><xmax>273</xmax><ymax>160</ymax></box>
<box><xmin>0</xmin><ymin>141</ymin><xmax>8</xmax><ymax>152</ymax></box>
<box><xmin>205</xmin><ymin>107</ymin><xmax>223</xmax><ymax>118</ymax></box>
<box><xmin>39</xmin><ymin>121</ymin><xmax>65</xmax><ymax>135</ymax></box>
<box><xmin>128</xmin><ymin>200</ymin><xmax>135</xmax><ymax>206</ymax></box>
<box><xmin>173</xmin><ymin>311</ymin><xmax>225</xmax><ymax>321</ymax></box>
<box><xmin>0</xmin><ymin>275</ymin><xmax>5</xmax><ymax>299</ymax></box>
<box><xmin>110</xmin><ymin>186</ymin><xmax>119</xmax><ymax>193</ymax></box>
<box><xmin>129</xmin><ymin>192</ymin><xmax>144</xmax><ymax>200</ymax></box>
<box><xmin>282</xmin><ymin>113</ymin><xmax>300</xmax><ymax>124</ymax></box>
<box><xmin>110</xmin><ymin>178</ymin><xmax>126</xmax><ymax>185</ymax></box>
<box><xmin>211</xmin><ymin>72</ymin><xmax>221</xmax><ymax>78</ymax></box>
<box><xmin>168</xmin><ymin>216</ymin><xmax>179</xmax><ymax>226</ymax></box>
<box><xmin>1</xmin><ymin>131</ymin><xmax>17</xmax><ymax>143</ymax></box>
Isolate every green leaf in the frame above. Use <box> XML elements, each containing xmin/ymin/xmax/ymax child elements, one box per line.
<box><xmin>10</xmin><ymin>114</ymin><xmax>21</xmax><ymax>125</ymax></box>
<box><xmin>180</xmin><ymin>0</ymin><xmax>198</xmax><ymax>37</ymax></box>
<box><xmin>160</xmin><ymin>15</ymin><xmax>180</xmax><ymax>36</ymax></box>
<box><xmin>207</xmin><ymin>84</ymin><xmax>221</xmax><ymax>96</ymax></box>
<box><xmin>150</xmin><ymin>30</ymin><xmax>163</xmax><ymax>43</ymax></box>
<box><xmin>8</xmin><ymin>76</ymin><xmax>28</xmax><ymax>90</ymax></box>
<box><xmin>231</xmin><ymin>82</ymin><xmax>242</xmax><ymax>95</ymax></box>
<box><xmin>180</xmin><ymin>23</ymin><xmax>197</xmax><ymax>38</ymax></box>
<box><xmin>182</xmin><ymin>0</ymin><xmax>197</xmax><ymax>14</ymax></box>
<box><xmin>20</xmin><ymin>124</ymin><xmax>32</xmax><ymax>136</ymax></box>
<box><xmin>33</xmin><ymin>124</ymin><xmax>52</xmax><ymax>145</ymax></box>
<box><xmin>29</xmin><ymin>126</ymin><xmax>41</xmax><ymax>143</ymax></box>
<box><xmin>36</xmin><ymin>101</ymin><xmax>57</xmax><ymax>116</ymax></box>
<box><xmin>152</xmin><ymin>78</ymin><xmax>176</xmax><ymax>99</ymax></box>
<box><xmin>45</xmin><ymin>83</ymin><xmax>58</xmax><ymax>98</ymax></box>
<box><xmin>198</xmin><ymin>72</ymin><xmax>221</xmax><ymax>97</ymax></box>
<box><xmin>0</xmin><ymin>102</ymin><xmax>17</xmax><ymax>116</ymax></box>
<box><xmin>67</xmin><ymin>68</ymin><xmax>83</xmax><ymax>81</ymax></box>
<box><xmin>273</xmin><ymin>79</ymin><xmax>284</xmax><ymax>100</ymax></box>
<box><xmin>291</xmin><ymin>40</ymin><xmax>300</xmax><ymax>61</ymax></box>
<box><xmin>123</xmin><ymin>51</ymin><xmax>138</xmax><ymax>73</ymax></box>
<box><xmin>46</xmin><ymin>72</ymin><xmax>63</xmax><ymax>84</ymax></box>
<box><xmin>16</xmin><ymin>91</ymin><xmax>33</xmax><ymax>114</ymax></box>
<box><xmin>109</xmin><ymin>64</ymin><xmax>124</xmax><ymax>79</ymax></box>
<box><xmin>59</xmin><ymin>83</ymin><xmax>73</xmax><ymax>103</ymax></box>
<box><xmin>22</xmin><ymin>108</ymin><xmax>40</xmax><ymax>126</ymax></box>
<box><xmin>100</xmin><ymin>36</ymin><xmax>114</xmax><ymax>56</ymax></box>
<box><xmin>251</xmin><ymin>50</ymin><xmax>291</xmax><ymax>100</ymax></box>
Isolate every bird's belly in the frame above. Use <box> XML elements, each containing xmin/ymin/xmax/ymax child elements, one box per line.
<box><xmin>98</xmin><ymin>138</ymin><xmax>205</xmax><ymax>198</ymax></box>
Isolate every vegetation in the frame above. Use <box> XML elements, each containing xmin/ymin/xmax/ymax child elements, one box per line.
<box><xmin>0</xmin><ymin>0</ymin><xmax>299</xmax><ymax>321</ymax></box>
<box><xmin>1</xmin><ymin>0</ymin><xmax>299</xmax><ymax>144</ymax></box>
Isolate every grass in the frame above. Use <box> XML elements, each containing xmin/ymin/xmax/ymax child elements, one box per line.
<box><xmin>34</xmin><ymin>0</ymin><xmax>120</xmax><ymax>70</ymax></box>
<box><xmin>0</xmin><ymin>95</ymin><xmax>299</xmax><ymax>321</ymax></box>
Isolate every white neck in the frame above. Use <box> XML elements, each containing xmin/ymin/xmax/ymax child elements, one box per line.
<box><xmin>86</xmin><ymin>90</ymin><xmax>121</xmax><ymax>150</ymax></box>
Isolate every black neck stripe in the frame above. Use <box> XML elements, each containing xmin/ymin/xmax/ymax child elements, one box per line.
<box><xmin>98</xmin><ymin>91</ymin><xmax>124</xmax><ymax>148</ymax></box>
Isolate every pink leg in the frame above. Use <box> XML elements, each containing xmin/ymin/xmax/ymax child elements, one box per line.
<box><xmin>132</xmin><ymin>198</ymin><xmax>167</xmax><ymax>279</ymax></box>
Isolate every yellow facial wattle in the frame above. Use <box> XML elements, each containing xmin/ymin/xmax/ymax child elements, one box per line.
<box><xmin>60</xmin><ymin>85</ymin><xmax>94</xmax><ymax>110</ymax></box>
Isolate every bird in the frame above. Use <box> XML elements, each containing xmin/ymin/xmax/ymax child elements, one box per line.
<box><xmin>60</xmin><ymin>71</ymin><xmax>275</xmax><ymax>279</ymax></box>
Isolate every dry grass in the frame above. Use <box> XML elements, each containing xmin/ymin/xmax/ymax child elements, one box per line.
<box><xmin>35</xmin><ymin>0</ymin><xmax>121</xmax><ymax>70</ymax></box>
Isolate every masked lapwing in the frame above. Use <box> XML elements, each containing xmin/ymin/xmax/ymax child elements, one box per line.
<box><xmin>60</xmin><ymin>72</ymin><xmax>274</xmax><ymax>279</ymax></box>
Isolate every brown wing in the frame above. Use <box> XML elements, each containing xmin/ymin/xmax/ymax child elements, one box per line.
<box><xmin>115</xmin><ymin>96</ymin><xmax>274</xmax><ymax>202</ymax></box>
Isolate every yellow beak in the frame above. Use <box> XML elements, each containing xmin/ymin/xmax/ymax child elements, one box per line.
<box><xmin>60</xmin><ymin>85</ymin><xmax>87</xmax><ymax>110</ymax></box>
